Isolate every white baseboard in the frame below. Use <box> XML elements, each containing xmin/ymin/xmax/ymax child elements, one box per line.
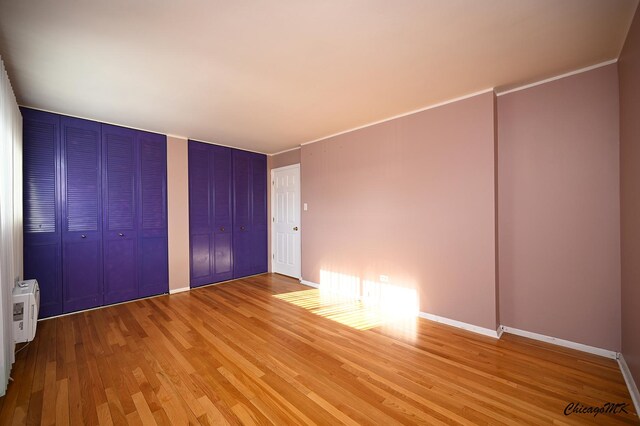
<box><xmin>299</xmin><ymin>279</ymin><xmax>319</xmax><ymax>288</ymax></box>
<box><xmin>297</xmin><ymin>279</ymin><xmax>500</xmax><ymax>338</ymax></box>
<box><xmin>419</xmin><ymin>312</ymin><xmax>501</xmax><ymax>339</ymax></box>
<box><xmin>500</xmin><ymin>326</ymin><xmax>618</xmax><ymax>359</ymax></box>
<box><xmin>39</xmin><ymin>291</ymin><xmax>169</xmax><ymax>321</ymax></box>
<box><xmin>618</xmin><ymin>354</ymin><xmax>640</xmax><ymax>416</ymax></box>
<box><xmin>169</xmin><ymin>286</ymin><xmax>190</xmax><ymax>294</ymax></box>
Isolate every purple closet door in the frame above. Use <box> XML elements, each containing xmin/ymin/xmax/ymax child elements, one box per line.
<box><xmin>102</xmin><ymin>124</ymin><xmax>138</xmax><ymax>304</ymax></box>
<box><xmin>250</xmin><ymin>153</ymin><xmax>268</xmax><ymax>273</ymax></box>
<box><xmin>233</xmin><ymin>150</ymin><xmax>267</xmax><ymax>278</ymax></box>
<box><xmin>189</xmin><ymin>141</ymin><xmax>233</xmax><ymax>287</ymax></box>
<box><xmin>211</xmin><ymin>145</ymin><xmax>233</xmax><ymax>282</ymax></box>
<box><xmin>138</xmin><ymin>131</ymin><xmax>168</xmax><ymax>298</ymax></box>
<box><xmin>22</xmin><ymin>108</ymin><xmax>63</xmax><ymax>318</ymax></box>
<box><xmin>61</xmin><ymin>116</ymin><xmax>103</xmax><ymax>313</ymax></box>
<box><xmin>189</xmin><ymin>141</ymin><xmax>213</xmax><ymax>286</ymax></box>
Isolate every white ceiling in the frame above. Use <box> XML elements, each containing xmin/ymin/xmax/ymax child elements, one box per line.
<box><xmin>0</xmin><ymin>1</ymin><xmax>637</xmax><ymax>154</ymax></box>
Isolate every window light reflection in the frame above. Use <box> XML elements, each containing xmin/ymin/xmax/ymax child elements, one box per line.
<box><xmin>274</xmin><ymin>270</ymin><xmax>418</xmax><ymax>340</ymax></box>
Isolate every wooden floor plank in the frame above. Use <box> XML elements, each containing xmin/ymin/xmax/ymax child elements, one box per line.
<box><xmin>1</xmin><ymin>273</ymin><xmax>637</xmax><ymax>425</ymax></box>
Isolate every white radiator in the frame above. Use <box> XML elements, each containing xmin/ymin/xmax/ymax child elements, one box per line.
<box><xmin>12</xmin><ymin>280</ymin><xmax>40</xmax><ymax>344</ymax></box>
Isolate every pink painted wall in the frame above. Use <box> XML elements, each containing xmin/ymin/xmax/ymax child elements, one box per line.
<box><xmin>620</xmin><ymin>5</ymin><xmax>640</xmax><ymax>384</ymax></box>
<box><xmin>267</xmin><ymin>148</ymin><xmax>301</xmax><ymax>272</ymax></box>
<box><xmin>498</xmin><ymin>64</ymin><xmax>621</xmax><ymax>351</ymax></box>
<box><xmin>167</xmin><ymin>136</ymin><xmax>190</xmax><ymax>292</ymax></box>
<box><xmin>271</xmin><ymin>148</ymin><xmax>301</xmax><ymax>169</ymax></box>
<box><xmin>300</xmin><ymin>92</ymin><xmax>499</xmax><ymax>330</ymax></box>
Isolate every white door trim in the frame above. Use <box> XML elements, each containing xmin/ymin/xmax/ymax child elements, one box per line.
<box><xmin>271</xmin><ymin>164</ymin><xmax>301</xmax><ymax>278</ymax></box>
<box><xmin>271</xmin><ymin>164</ymin><xmax>300</xmax><ymax>173</ymax></box>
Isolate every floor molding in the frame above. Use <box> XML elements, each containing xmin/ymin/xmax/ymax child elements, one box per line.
<box><xmin>419</xmin><ymin>312</ymin><xmax>501</xmax><ymax>339</ymax></box>
<box><xmin>297</xmin><ymin>279</ymin><xmax>501</xmax><ymax>338</ymax></box>
<box><xmin>299</xmin><ymin>279</ymin><xmax>319</xmax><ymax>288</ymax></box>
<box><xmin>500</xmin><ymin>326</ymin><xmax>618</xmax><ymax>359</ymax></box>
<box><xmin>618</xmin><ymin>354</ymin><xmax>640</xmax><ymax>416</ymax></box>
<box><xmin>169</xmin><ymin>286</ymin><xmax>190</xmax><ymax>294</ymax></box>
<box><xmin>39</xmin><ymin>291</ymin><xmax>169</xmax><ymax>321</ymax></box>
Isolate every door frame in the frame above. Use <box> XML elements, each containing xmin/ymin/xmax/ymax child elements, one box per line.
<box><xmin>270</xmin><ymin>163</ymin><xmax>301</xmax><ymax>279</ymax></box>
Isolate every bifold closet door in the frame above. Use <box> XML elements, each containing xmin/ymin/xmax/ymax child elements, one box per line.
<box><xmin>22</xmin><ymin>109</ymin><xmax>63</xmax><ymax>318</ymax></box>
<box><xmin>23</xmin><ymin>109</ymin><xmax>168</xmax><ymax>318</ymax></box>
<box><xmin>138</xmin><ymin>132</ymin><xmax>169</xmax><ymax>297</ymax></box>
<box><xmin>232</xmin><ymin>150</ymin><xmax>267</xmax><ymax>278</ymax></box>
<box><xmin>102</xmin><ymin>124</ymin><xmax>138</xmax><ymax>304</ymax></box>
<box><xmin>189</xmin><ymin>141</ymin><xmax>233</xmax><ymax>287</ymax></box>
<box><xmin>61</xmin><ymin>116</ymin><xmax>103</xmax><ymax>313</ymax></box>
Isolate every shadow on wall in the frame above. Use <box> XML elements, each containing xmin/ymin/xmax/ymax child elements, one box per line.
<box><xmin>274</xmin><ymin>269</ymin><xmax>418</xmax><ymax>340</ymax></box>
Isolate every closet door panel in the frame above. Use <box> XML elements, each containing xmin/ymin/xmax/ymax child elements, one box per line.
<box><xmin>213</xmin><ymin>146</ymin><xmax>233</xmax><ymax>227</ymax></box>
<box><xmin>139</xmin><ymin>237</ymin><xmax>168</xmax><ymax>296</ymax></box>
<box><xmin>211</xmin><ymin>146</ymin><xmax>233</xmax><ymax>281</ymax></box>
<box><xmin>102</xmin><ymin>124</ymin><xmax>138</xmax><ymax>304</ymax></box>
<box><xmin>191</xmin><ymin>234</ymin><xmax>211</xmax><ymax>280</ymax></box>
<box><xmin>250</xmin><ymin>153</ymin><xmax>268</xmax><ymax>274</ymax></box>
<box><xmin>24</xmin><ymin>243</ymin><xmax>60</xmax><ymax>318</ymax></box>
<box><xmin>22</xmin><ymin>109</ymin><xmax>62</xmax><ymax>318</ymax></box>
<box><xmin>189</xmin><ymin>141</ymin><xmax>233</xmax><ymax>286</ymax></box>
<box><xmin>63</xmin><ymin>238</ymin><xmax>101</xmax><ymax>305</ymax></box>
<box><xmin>189</xmin><ymin>141</ymin><xmax>214</xmax><ymax>286</ymax></box>
<box><xmin>138</xmin><ymin>132</ymin><xmax>168</xmax><ymax>297</ymax></box>
<box><xmin>61</xmin><ymin>116</ymin><xmax>103</xmax><ymax>313</ymax></box>
<box><xmin>233</xmin><ymin>150</ymin><xmax>267</xmax><ymax>278</ymax></box>
<box><xmin>214</xmin><ymin>232</ymin><xmax>233</xmax><ymax>276</ymax></box>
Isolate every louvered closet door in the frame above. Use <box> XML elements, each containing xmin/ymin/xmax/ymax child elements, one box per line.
<box><xmin>233</xmin><ymin>150</ymin><xmax>267</xmax><ymax>278</ymax></box>
<box><xmin>102</xmin><ymin>125</ymin><xmax>138</xmax><ymax>304</ymax></box>
<box><xmin>188</xmin><ymin>141</ymin><xmax>233</xmax><ymax>287</ymax></box>
<box><xmin>189</xmin><ymin>141</ymin><xmax>213</xmax><ymax>286</ymax></box>
<box><xmin>138</xmin><ymin>131</ymin><xmax>168</xmax><ymax>297</ymax></box>
<box><xmin>210</xmin><ymin>145</ymin><xmax>233</xmax><ymax>282</ymax></box>
<box><xmin>22</xmin><ymin>109</ymin><xmax>62</xmax><ymax>318</ymax></box>
<box><xmin>61</xmin><ymin>117</ymin><xmax>103</xmax><ymax>313</ymax></box>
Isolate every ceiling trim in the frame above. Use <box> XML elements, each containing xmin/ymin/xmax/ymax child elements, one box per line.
<box><xmin>269</xmin><ymin>146</ymin><xmax>301</xmax><ymax>156</ymax></box>
<box><xmin>299</xmin><ymin>88</ymin><xmax>495</xmax><ymax>148</ymax></box>
<box><xmin>181</xmin><ymin>137</ymin><xmax>268</xmax><ymax>155</ymax></box>
<box><xmin>19</xmin><ymin>57</ymin><xmax>621</xmax><ymax>156</ymax></box>
<box><xmin>495</xmin><ymin>58</ymin><xmax>618</xmax><ymax>96</ymax></box>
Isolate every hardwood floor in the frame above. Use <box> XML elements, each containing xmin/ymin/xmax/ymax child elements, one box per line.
<box><xmin>0</xmin><ymin>273</ymin><xmax>637</xmax><ymax>425</ymax></box>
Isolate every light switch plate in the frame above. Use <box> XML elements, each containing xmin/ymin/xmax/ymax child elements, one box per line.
<box><xmin>303</xmin><ymin>203</ymin><xmax>308</xmax><ymax>211</ymax></box>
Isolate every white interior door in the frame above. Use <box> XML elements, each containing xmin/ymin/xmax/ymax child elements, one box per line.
<box><xmin>272</xmin><ymin>164</ymin><xmax>301</xmax><ymax>278</ymax></box>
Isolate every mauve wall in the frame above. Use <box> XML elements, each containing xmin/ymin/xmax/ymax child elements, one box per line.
<box><xmin>620</xmin><ymin>6</ymin><xmax>640</xmax><ymax>383</ymax></box>
<box><xmin>271</xmin><ymin>148</ymin><xmax>301</xmax><ymax>169</ymax></box>
<box><xmin>300</xmin><ymin>92</ymin><xmax>498</xmax><ymax>330</ymax></box>
<box><xmin>167</xmin><ymin>136</ymin><xmax>190</xmax><ymax>291</ymax></box>
<box><xmin>498</xmin><ymin>64</ymin><xmax>621</xmax><ymax>351</ymax></box>
<box><xmin>267</xmin><ymin>148</ymin><xmax>301</xmax><ymax>272</ymax></box>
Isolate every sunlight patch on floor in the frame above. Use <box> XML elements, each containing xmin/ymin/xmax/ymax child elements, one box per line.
<box><xmin>274</xmin><ymin>270</ymin><xmax>418</xmax><ymax>340</ymax></box>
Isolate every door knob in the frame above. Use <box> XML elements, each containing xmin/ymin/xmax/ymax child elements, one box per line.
<box><xmin>293</xmin><ymin>226</ymin><xmax>299</xmax><ymax>231</ymax></box>
<box><xmin>240</xmin><ymin>226</ymin><xmax>246</xmax><ymax>231</ymax></box>
<box><xmin>81</xmin><ymin>235</ymin><xmax>86</xmax><ymax>239</ymax></box>
<box><xmin>118</xmin><ymin>233</ymin><xmax>125</xmax><ymax>237</ymax></box>
<box><xmin>220</xmin><ymin>227</ymin><xmax>225</xmax><ymax>232</ymax></box>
